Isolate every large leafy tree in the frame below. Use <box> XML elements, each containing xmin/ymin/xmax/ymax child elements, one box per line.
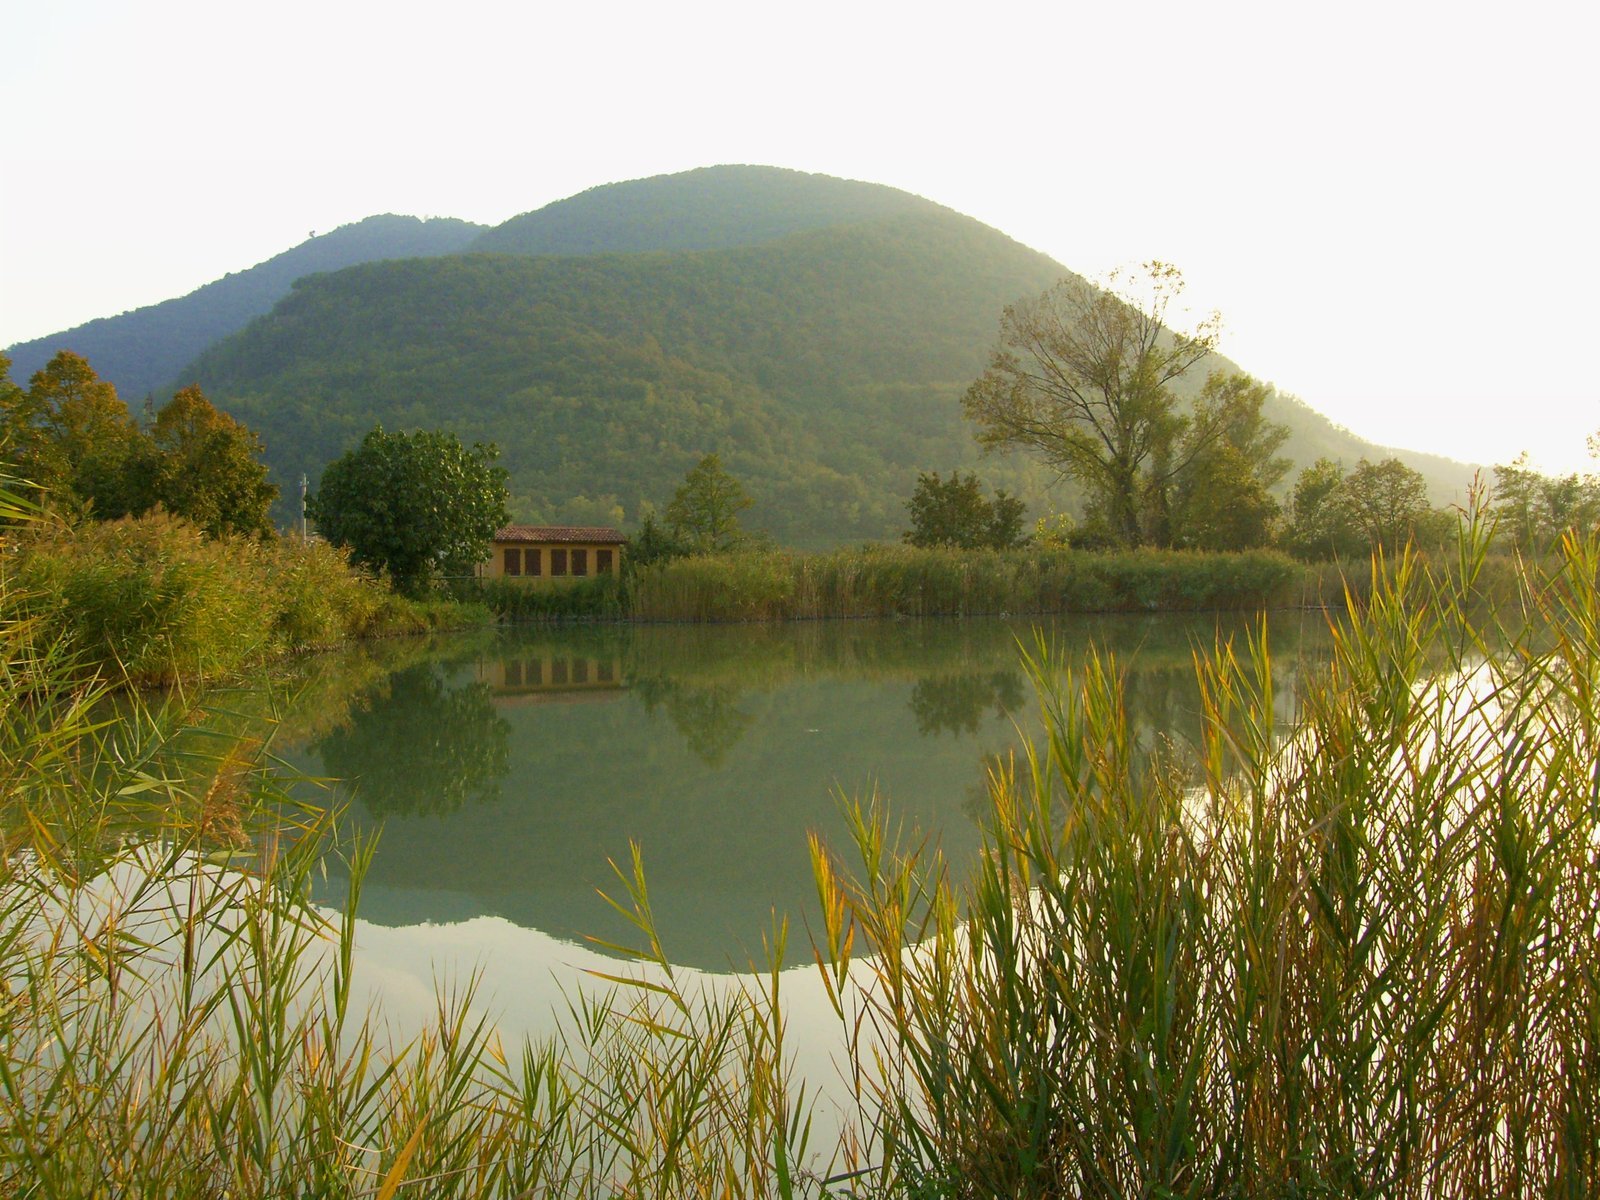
<box><xmin>1285</xmin><ymin>456</ymin><xmax>1448</xmax><ymax>558</ymax></box>
<box><xmin>903</xmin><ymin>470</ymin><xmax>1026</xmax><ymax>549</ymax></box>
<box><xmin>961</xmin><ymin>263</ymin><xmax>1225</xmax><ymax>548</ymax></box>
<box><xmin>0</xmin><ymin>350</ymin><xmax>141</xmax><ymax>516</ymax></box>
<box><xmin>147</xmin><ymin>386</ymin><xmax>278</xmax><ymax>538</ymax></box>
<box><xmin>1492</xmin><ymin>450</ymin><xmax>1600</xmax><ymax>550</ymax></box>
<box><xmin>309</xmin><ymin>426</ymin><xmax>509</xmax><ymax>593</ymax></box>
<box><xmin>1165</xmin><ymin>374</ymin><xmax>1290</xmax><ymax>550</ymax></box>
<box><xmin>665</xmin><ymin>453</ymin><xmax>752</xmax><ymax>554</ymax></box>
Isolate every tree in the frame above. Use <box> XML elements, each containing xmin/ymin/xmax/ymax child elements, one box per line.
<box><xmin>1492</xmin><ymin>451</ymin><xmax>1600</xmax><ymax>550</ymax></box>
<box><xmin>1284</xmin><ymin>456</ymin><xmax>1447</xmax><ymax>558</ymax></box>
<box><xmin>1342</xmin><ymin>458</ymin><xmax>1444</xmax><ymax>550</ymax></box>
<box><xmin>903</xmin><ymin>470</ymin><xmax>1027</xmax><ymax>549</ymax></box>
<box><xmin>961</xmin><ymin>263</ymin><xmax>1224</xmax><ymax>548</ymax></box>
<box><xmin>1285</xmin><ymin>458</ymin><xmax>1360</xmax><ymax>559</ymax></box>
<box><xmin>1166</xmin><ymin>374</ymin><xmax>1290</xmax><ymax>550</ymax></box>
<box><xmin>1</xmin><ymin>350</ymin><xmax>141</xmax><ymax>516</ymax></box>
<box><xmin>665</xmin><ymin>453</ymin><xmax>751</xmax><ymax>554</ymax></box>
<box><xmin>309</xmin><ymin>426</ymin><xmax>509</xmax><ymax>593</ymax></box>
<box><xmin>147</xmin><ymin>386</ymin><xmax>278</xmax><ymax>538</ymax></box>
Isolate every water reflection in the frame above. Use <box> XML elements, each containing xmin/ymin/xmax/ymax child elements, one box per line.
<box><xmin>273</xmin><ymin>614</ymin><xmax>1324</xmax><ymax>972</ymax></box>
<box><xmin>317</xmin><ymin>665</ymin><xmax>510</xmax><ymax>818</ymax></box>
<box><xmin>909</xmin><ymin>671</ymin><xmax>1026</xmax><ymax>737</ymax></box>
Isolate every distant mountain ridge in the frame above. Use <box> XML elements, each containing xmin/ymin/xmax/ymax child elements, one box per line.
<box><xmin>470</xmin><ymin>164</ymin><xmax>951</xmax><ymax>257</ymax></box>
<box><xmin>4</xmin><ymin>214</ymin><xmax>484</xmax><ymax>399</ymax></box>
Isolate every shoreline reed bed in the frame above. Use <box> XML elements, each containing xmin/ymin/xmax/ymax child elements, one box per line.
<box><xmin>627</xmin><ymin>544</ymin><xmax>1301</xmax><ymax>622</ymax></box>
<box><xmin>447</xmin><ymin>572</ymin><xmax>626</xmax><ymax>623</ymax></box>
<box><xmin>2</xmin><ymin>510</ymin><xmax>482</xmax><ymax>687</ymax></box>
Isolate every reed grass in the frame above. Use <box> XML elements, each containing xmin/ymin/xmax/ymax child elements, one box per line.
<box><xmin>448</xmin><ymin>573</ymin><xmax>627</xmax><ymax>623</ymax></box>
<box><xmin>1</xmin><ymin>510</ymin><xmax>482</xmax><ymax>687</ymax></box>
<box><xmin>628</xmin><ymin>544</ymin><xmax>1300</xmax><ymax>623</ymax></box>
<box><xmin>813</xmin><ymin>500</ymin><xmax>1600</xmax><ymax>1197</ymax></box>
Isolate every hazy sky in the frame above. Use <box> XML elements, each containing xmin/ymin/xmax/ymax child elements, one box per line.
<box><xmin>4</xmin><ymin>0</ymin><xmax>1596</xmax><ymax>475</ymax></box>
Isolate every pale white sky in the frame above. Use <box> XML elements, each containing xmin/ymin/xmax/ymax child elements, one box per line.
<box><xmin>3</xmin><ymin>0</ymin><xmax>1596</xmax><ymax>474</ymax></box>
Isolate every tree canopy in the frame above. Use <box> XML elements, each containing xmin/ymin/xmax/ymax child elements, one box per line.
<box><xmin>309</xmin><ymin>426</ymin><xmax>509</xmax><ymax>593</ymax></box>
<box><xmin>1492</xmin><ymin>449</ymin><xmax>1600</xmax><ymax>550</ymax></box>
<box><xmin>903</xmin><ymin>470</ymin><xmax>1026</xmax><ymax>549</ymax></box>
<box><xmin>1284</xmin><ymin>456</ymin><xmax>1450</xmax><ymax>558</ymax></box>
<box><xmin>962</xmin><ymin>264</ymin><xmax>1254</xmax><ymax>548</ymax></box>
<box><xmin>665</xmin><ymin>453</ymin><xmax>752</xmax><ymax>554</ymax></box>
<box><xmin>0</xmin><ymin>352</ymin><xmax>276</xmax><ymax>536</ymax></box>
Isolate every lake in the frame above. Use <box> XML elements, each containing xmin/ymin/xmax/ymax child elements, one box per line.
<box><xmin>249</xmin><ymin>611</ymin><xmax>1327</xmax><ymax>1048</ymax></box>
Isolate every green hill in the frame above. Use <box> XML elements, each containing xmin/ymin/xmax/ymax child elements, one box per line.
<box><xmin>186</xmin><ymin>208</ymin><xmax>1068</xmax><ymax>545</ymax></box>
<box><xmin>4</xmin><ymin>215</ymin><xmax>484</xmax><ymax>400</ymax></box>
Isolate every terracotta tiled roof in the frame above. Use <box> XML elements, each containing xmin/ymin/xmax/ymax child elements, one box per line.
<box><xmin>494</xmin><ymin>525</ymin><xmax>627</xmax><ymax>545</ymax></box>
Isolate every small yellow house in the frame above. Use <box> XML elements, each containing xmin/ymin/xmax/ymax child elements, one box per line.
<box><xmin>478</xmin><ymin>525</ymin><xmax>626</xmax><ymax>582</ymax></box>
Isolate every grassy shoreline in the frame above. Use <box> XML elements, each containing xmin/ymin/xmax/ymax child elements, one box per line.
<box><xmin>2</xmin><ymin>511</ymin><xmax>487</xmax><ymax>688</ymax></box>
<box><xmin>461</xmin><ymin>542</ymin><xmax>1527</xmax><ymax>625</ymax></box>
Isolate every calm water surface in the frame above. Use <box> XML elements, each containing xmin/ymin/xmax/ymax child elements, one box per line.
<box><xmin>265</xmin><ymin>613</ymin><xmax>1325</xmax><ymax>1044</ymax></box>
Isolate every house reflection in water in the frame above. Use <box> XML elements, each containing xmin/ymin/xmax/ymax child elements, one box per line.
<box><xmin>477</xmin><ymin>650</ymin><xmax>626</xmax><ymax>700</ymax></box>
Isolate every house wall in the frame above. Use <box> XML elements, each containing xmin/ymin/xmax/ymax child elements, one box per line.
<box><xmin>478</xmin><ymin>541</ymin><xmax>623</xmax><ymax>582</ymax></box>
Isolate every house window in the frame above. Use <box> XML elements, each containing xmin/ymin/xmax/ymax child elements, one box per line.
<box><xmin>503</xmin><ymin>548</ymin><xmax>521</xmax><ymax>576</ymax></box>
<box><xmin>572</xmin><ymin>549</ymin><xmax>588</xmax><ymax>577</ymax></box>
<box><xmin>551</xmin><ymin>548</ymin><xmax>568</xmax><ymax>576</ymax></box>
<box><xmin>551</xmin><ymin>658</ymin><xmax>569</xmax><ymax>685</ymax></box>
<box><xmin>596</xmin><ymin>549</ymin><xmax>614</xmax><ymax>574</ymax></box>
<box><xmin>526</xmin><ymin>548</ymin><xmax>542</xmax><ymax>576</ymax></box>
<box><xmin>598</xmin><ymin>660</ymin><xmax>615</xmax><ymax>683</ymax></box>
<box><xmin>505</xmin><ymin>660</ymin><xmax>523</xmax><ymax>687</ymax></box>
<box><xmin>573</xmin><ymin>659</ymin><xmax>589</xmax><ymax>684</ymax></box>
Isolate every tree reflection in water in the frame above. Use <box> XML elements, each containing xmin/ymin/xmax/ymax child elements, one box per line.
<box><xmin>316</xmin><ymin>664</ymin><xmax>511</xmax><ymax>817</ymax></box>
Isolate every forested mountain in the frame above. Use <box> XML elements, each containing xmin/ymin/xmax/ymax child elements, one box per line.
<box><xmin>5</xmin><ymin>215</ymin><xmax>484</xmax><ymax>400</ymax></box>
<box><xmin>186</xmin><ymin>209</ymin><xmax>1069</xmax><ymax>545</ymax></box>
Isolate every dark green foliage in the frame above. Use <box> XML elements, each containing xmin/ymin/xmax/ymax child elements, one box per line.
<box><xmin>4</xmin><ymin>215</ymin><xmax>484</xmax><ymax>399</ymax></box>
<box><xmin>0</xmin><ymin>350</ymin><xmax>142</xmax><ymax>518</ymax></box>
<box><xmin>309</xmin><ymin>426</ymin><xmax>510</xmax><ymax>594</ymax></box>
<box><xmin>316</xmin><ymin>664</ymin><xmax>510</xmax><ymax>817</ymax></box>
<box><xmin>167</xmin><ymin>170</ymin><xmax>1475</xmax><ymax>548</ymax></box>
<box><xmin>903</xmin><ymin>470</ymin><xmax>1026</xmax><ymax>549</ymax></box>
<box><xmin>1286</xmin><ymin>456</ymin><xmax>1452</xmax><ymax>559</ymax></box>
<box><xmin>1</xmin><ymin>353</ymin><xmax>277</xmax><ymax>536</ymax></box>
<box><xmin>1166</xmin><ymin>373</ymin><xmax>1290</xmax><ymax>550</ymax></box>
<box><xmin>664</xmin><ymin>452</ymin><xmax>752</xmax><ymax>553</ymax></box>
<box><xmin>2</xmin><ymin>511</ymin><xmax>475</xmax><ymax>685</ymax></box>
<box><xmin>144</xmin><ymin>385</ymin><xmax>278</xmax><ymax>537</ymax></box>
<box><xmin>625</xmin><ymin>510</ymin><xmax>693</xmax><ymax>568</ymax></box>
<box><xmin>185</xmin><ymin>208</ymin><xmax>1064</xmax><ymax>547</ymax></box>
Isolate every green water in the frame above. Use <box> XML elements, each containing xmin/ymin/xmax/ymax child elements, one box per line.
<box><xmin>272</xmin><ymin>612</ymin><xmax>1325</xmax><ymax>975</ymax></box>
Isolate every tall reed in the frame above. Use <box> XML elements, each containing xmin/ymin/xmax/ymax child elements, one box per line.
<box><xmin>629</xmin><ymin>544</ymin><xmax>1300</xmax><ymax>622</ymax></box>
<box><xmin>2</xmin><ymin>510</ymin><xmax>480</xmax><ymax>687</ymax></box>
<box><xmin>813</xmin><ymin>505</ymin><xmax>1600</xmax><ymax>1197</ymax></box>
